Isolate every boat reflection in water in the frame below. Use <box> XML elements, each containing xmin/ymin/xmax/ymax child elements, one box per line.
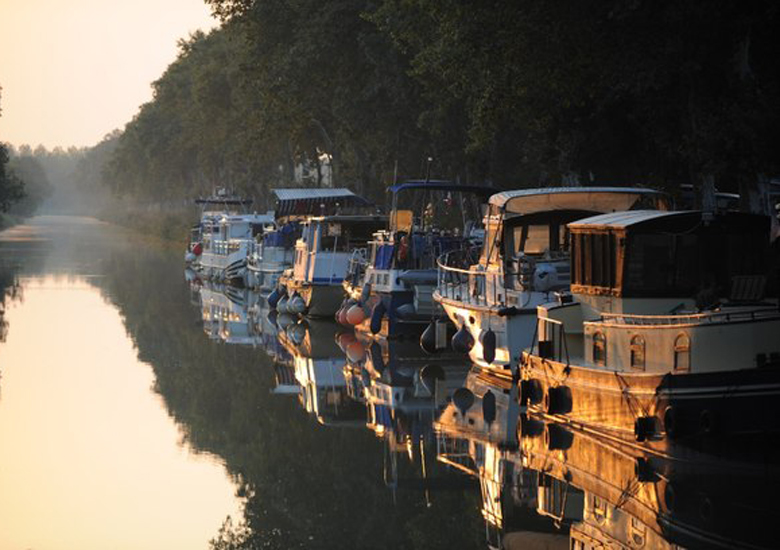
<box><xmin>195</xmin><ymin>279</ymin><xmax>265</xmax><ymax>345</ymax></box>
<box><xmin>343</xmin><ymin>334</ymin><xmax>472</xmax><ymax>495</ymax></box>
<box><xmin>277</xmin><ymin>317</ymin><xmax>366</xmax><ymax>426</ymax></box>
<box><xmin>433</xmin><ymin>365</ymin><xmax>779</xmax><ymax>549</ymax></box>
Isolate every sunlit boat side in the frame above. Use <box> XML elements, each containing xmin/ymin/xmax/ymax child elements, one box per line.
<box><xmin>521</xmin><ymin>210</ymin><xmax>780</xmax><ymax>449</ymax></box>
<box><xmin>433</xmin><ymin>187</ymin><xmax>669</xmax><ymax>371</ymax></box>
<box><xmin>276</xmin><ymin>214</ymin><xmax>386</xmax><ymax>318</ymax></box>
<box><xmin>339</xmin><ymin>181</ymin><xmax>492</xmax><ymax>337</ymax></box>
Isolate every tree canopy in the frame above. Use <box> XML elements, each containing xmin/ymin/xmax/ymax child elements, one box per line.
<box><xmin>89</xmin><ymin>1</ymin><xmax>780</xmax><ymax>208</ymax></box>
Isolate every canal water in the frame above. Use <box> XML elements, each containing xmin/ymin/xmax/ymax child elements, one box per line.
<box><xmin>0</xmin><ymin>217</ymin><xmax>483</xmax><ymax>549</ymax></box>
<box><xmin>1</xmin><ymin>216</ymin><xmax>777</xmax><ymax>550</ymax></box>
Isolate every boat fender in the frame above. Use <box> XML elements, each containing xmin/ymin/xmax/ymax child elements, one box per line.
<box><xmin>497</xmin><ymin>306</ymin><xmax>519</xmax><ymax>317</ymax></box>
<box><xmin>482</xmin><ymin>329</ymin><xmax>496</xmax><ymax>364</ymax></box>
<box><xmin>451</xmin><ymin>324</ymin><xmax>475</xmax><ymax>354</ymax></box>
<box><xmin>334</xmin><ymin>305</ymin><xmax>345</xmax><ymax>324</ymax></box>
<box><xmin>521</xmin><ymin>415</ymin><xmax>545</xmax><ymax>438</ymax></box>
<box><xmin>359</xmin><ymin>282</ymin><xmax>372</xmax><ymax>304</ymax></box>
<box><xmin>544</xmin><ymin>423</ymin><xmax>574</xmax><ymax>451</ymax></box>
<box><xmin>482</xmin><ymin>390</ymin><xmax>496</xmax><ymax>425</ymax></box>
<box><xmin>420</xmin><ymin>321</ymin><xmax>438</xmax><ymax>355</ymax></box>
<box><xmin>370</xmin><ymin>301</ymin><xmax>386</xmax><ymax>334</ymax></box>
<box><xmin>419</xmin><ymin>364</ymin><xmax>445</xmax><ymax>394</ymax></box>
<box><xmin>634</xmin><ymin>457</ymin><xmax>659</xmax><ymax>483</ymax></box>
<box><xmin>267</xmin><ymin>286</ymin><xmax>283</xmax><ymax>308</ymax></box>
<box><xmin>276</xmin><ymin>312</ymin><xmax>294</xmax><ymax>329</ymax></box>
<box><xmin>335</xmin><ymin>332</ymin><xmax>356</xmax><ymax>353</ymax></box>
<box><xmin>286</xmin><ymin>322</ymin><xmax>306</xmax><ymax>346</ymax></box>
<box><xmin>544</xmin><ymin>385</ymin><xmax>572</xmax><ymax>415</ymax></box>
<box><xmin>453</xmin><ymin>387</ymin><xmax>475</xmax><ymax>415</ymax></box>
<box><xmin>266</xmin><ymin>309</ymin><xmax>278</xmax><ymax>326</ymax></box>
<box><xmin>520</xmin><ymin>378</ymin><xmax>543</xmax><ymax>405</ymax></box>
<box><xmin>192</xmin><ymin>242</ymin><xmax>203</xmax><ymax>256</ymax></box>
<box><xmin>634</xmin><ymin>416</ymin><xmax>659</xmax><ymax>442</ymax></box>
<box><xmin>276</xmin><ymin>296</ymin><xmax>289</xmax><ymax>314</ymax></box>
<box><xmin>394</xmin><ymin>303</ymin><xmax>415</xmax><ymax>320</ymax></box>
<box><xmin>369</xmin><ymin>341</ymin><xmax>385</xmax><ymax>373</ymax></box>
<box><xmin>287</xmin><ymin>293</ymin><xmax>307</xmax><ymax>315</ymax></box>
<box><xmin>346</xmin><ymin>341</ymin><xmax>366</xmax><ymax>364</ymax></box>
<box><xmin>346</xmin><ymin>304</ymin><xmax>367</xmax><ymax>325</ymax></box>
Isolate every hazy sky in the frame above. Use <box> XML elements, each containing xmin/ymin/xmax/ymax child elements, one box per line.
<box><xmin>0</xmin><ymin>0</ymin><xmax>217</xmax><ymax>150</ymax></box>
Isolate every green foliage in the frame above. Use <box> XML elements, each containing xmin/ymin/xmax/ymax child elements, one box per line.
<box><xmin>99</xmin><ymin>0</ymin><xmax>780</xmax><ymax>207</ymax></box>
<box><xmin>0</xmin><ymin>143</ymin><xmax>25</xmax><ymax>213</ymax></box>
<box><xmin>6</xmin><ymin>153</ymin><xmax>53</xmax><ymax>216</ymax></box>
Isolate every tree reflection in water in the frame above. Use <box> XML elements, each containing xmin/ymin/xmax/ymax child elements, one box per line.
<box><xmin>91</xmin><ymin>232</ymin><xmax>485</xmax><ymax>549</ymax></box>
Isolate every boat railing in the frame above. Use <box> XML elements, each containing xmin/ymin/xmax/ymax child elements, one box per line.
<box><xmin>436</xmin><ymin>246</ymin><xmax>503</xmax><ymax>307</ymax></box>
<box><xmin>598</xmin><ymin>306</ymin><xmax>780</xmax><ymax>327</ymax></box>
<box><xmin>434</xmin><ymin>431</ymin><xmax>478</xmax><ymax>477</ymax></box>
<box><xmin>345</xmin><ymin>249</ymin><xmax>368</xmax><ymax>287</ymax></box>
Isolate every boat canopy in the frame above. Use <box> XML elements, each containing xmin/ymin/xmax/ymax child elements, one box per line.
<box><xmin>489</xmin><ymin>187</ymin><xmax>669</xmax><ymax>216</ymax></box>
<box><xmin>272</xmin><ymin>188</ymin><xmax>372</xmax><ymax>219</ymax></box>
<box><xmin>386</xmin><ymin>180</ymin><xmax>495</xmax><ymax>198</ymax></box>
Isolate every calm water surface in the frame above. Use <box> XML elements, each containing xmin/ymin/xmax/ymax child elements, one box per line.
<box><xmin>0</xmin><ymin>218</ymin><xmax>241</xmax><ymax>549</ymax></box>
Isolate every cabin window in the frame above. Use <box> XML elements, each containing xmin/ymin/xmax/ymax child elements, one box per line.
<box><xmin>592</xmin><ymin>495</ymin><xmax>607</xmax><ymax>525</ymax></box>
<box><xmin>481</xmin><ymin>221</ymin><xmax>502</xmax><ymax>265</ymax></box>
<box><xmin>514</xmin><ymin>224</ymin><xmax>550</xmax><ymax>254</ymax></box>
<box><xmin>674</xmin><ymin>334</ymin><xmax>690</xmax><ymax>372</ymax></box>
<box><xmin>593</xmin><ymin>331</ymin><xmax>606</xmax><ymax>366</ymax></box>
<box><xmin>572</xmin><ymin>232</ymin><xmax>616</xmax><ymax>289</ymax></box>
<box><xmin>630</xmin><ymin>335</ymin><xmax>646</xmax><ymax>371</ymax></box>
<box><xmin>629</xmin><ymin>516</ymin><xmax>646</xmax><ymax>547</ymax></box>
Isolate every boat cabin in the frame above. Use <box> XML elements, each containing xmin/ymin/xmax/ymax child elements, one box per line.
<box><xmin>477</xmin><ymin>187</ymin><xmax>669</xmax><ymax>298</ymax></box>
<box><xmin>569</xmin><ymin>210</ymin><xmax>771</xmax><ymax>304</ymax></box>
<box><xmin>292</xmin><ymin>215</ymin><xmax>387</xmax><ymax>284</ymax></box>
<box><xmin>556</xmin><ymin>210</ymin><xmax>778</xmax><ymax>373</ymax></box>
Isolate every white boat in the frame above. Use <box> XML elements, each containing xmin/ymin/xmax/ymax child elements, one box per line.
<box><xmin>433</xmin><ymin>187</ymin><xmax>669</xmax><ymax>370</ymax></box>
<box><xmin>197</xmin><ymin>211</ymin><xmax>275</xmax><ymax>284</ymax></box>
<box><xmin>521</xmin><ymin>209</ymin><xmax>780</xmax><ymax>447</ymax></box>
<box><xmin>246</xmin><ymin>188</ymin><xmax>373</xmax><ymax>293</ymax></box>
<box><xmin>338</xmin><ymin>180</ymin><xmax>493</xmax><ymax>337</ymax></box>
<box><xmin>274</xmin><ymin>214</ymin><xmax>386</xmax><ymax>318</ymax></box>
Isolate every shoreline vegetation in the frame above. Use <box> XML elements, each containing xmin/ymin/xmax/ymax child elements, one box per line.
<box><xmin>3</xmin><ymin>1</ymin><xmax>780</xmax><ymax>239</ymax></box>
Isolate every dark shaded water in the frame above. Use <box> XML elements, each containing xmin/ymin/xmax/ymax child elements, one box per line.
<box><xmin>1</xmin><ymin>216</ymin><xmax>777</xmax><ymax>550</ymax></box>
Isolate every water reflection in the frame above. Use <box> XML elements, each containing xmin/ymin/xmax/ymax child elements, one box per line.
<box><xmin>189</xmin><ymin>275</ymin><xmax>780</xmax><ymax>549</ymax></box>
<box><xmin>0</xmin><ymin>218</ymin><xmax>242</xmax><ymax>549</ymax></box>
<box><xmin>5</xmin><ymin>216</ymin><xmax>774</xmax><ymax>549</ymax></box>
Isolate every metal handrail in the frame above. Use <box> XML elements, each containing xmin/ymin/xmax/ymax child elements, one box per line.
<box><xmin>435</xmin><ymin>246</ymin><xmax>506</xmax><ymax>307</ymax></box>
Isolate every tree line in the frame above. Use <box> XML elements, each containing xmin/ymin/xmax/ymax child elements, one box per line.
<box><xmin>6</xmin><ymin>1</ymin><xmax>780</xmax><ymax>218</ymax></box>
